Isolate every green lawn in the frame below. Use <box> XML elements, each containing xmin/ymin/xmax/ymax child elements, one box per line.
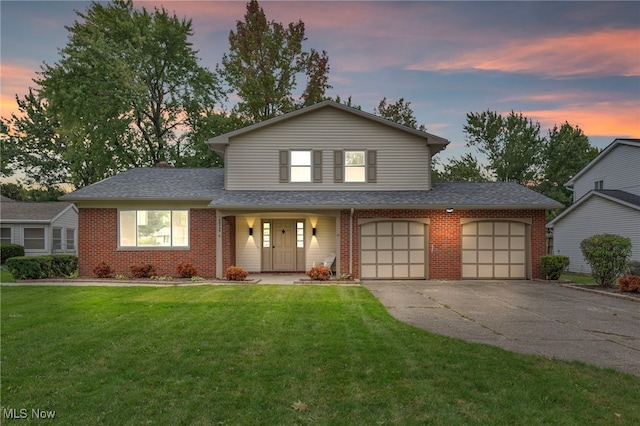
<box><xmin>0</xmin><ymin>265</ymin><xmax>15</xmax><ymax>283</ymax></box>
<box><xmin>562</xmin><ymin>272</ymin><xmax>597</xmax><ymax>285</ymax></box>
<box><xmin>1</xmin><ymin>286</ymin><xmax>638</xmax><ymax>425</ymax></box>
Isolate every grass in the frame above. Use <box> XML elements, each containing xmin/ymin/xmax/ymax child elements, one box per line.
<box><xmin>2</xmin><ymin>285</ymin><xmax>638</xmax><ymax>425</ymax></box>
<box><xmin>0</xmin><ymin>265</ymin><xmax>15</xmax><ymax>283</ymax></box>
<box><xmin>562</xmin><ymin>272</ymin><xmax>597</xmax><ymax>285</ymax></box>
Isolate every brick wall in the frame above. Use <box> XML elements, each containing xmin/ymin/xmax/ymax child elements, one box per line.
<box><xmin>78</xmin><ymin>208</ymin><xmax>216</xmax><ymax>278</ymax></box>
<box><xmin>221</xmin><ymin>216</ymin><xmax>236</xmax><ymax>275</ymax></box>
<box><xmin>339</xmin><ymin>208</ymin><xmax>547</xmax><ymax>280</ymax></box>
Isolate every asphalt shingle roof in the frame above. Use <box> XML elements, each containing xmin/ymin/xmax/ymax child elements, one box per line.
<box><xmin>595</xmin><ymin>190</ymin><xmax>640</xmax><ymax>208</ymax></box>
<box><xmin>0</xmin><ymin>201</ymin><xmax>75</xmax><ymax>222</ymax></box>
<box><xmin>61</xmin><ymin>167</ymin><xmax>561</xmax><ymax>209</ymax></box>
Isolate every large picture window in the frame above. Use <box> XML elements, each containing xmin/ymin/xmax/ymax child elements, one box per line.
<box><xmin>23</xmin><ymin>227</ymin><xmax>45</xmax><ymax>250</ymax></box>
<box><xmin>119</xmin><ymin>210</ymin><xmax>189</xmax><ymax>248</ymax></box>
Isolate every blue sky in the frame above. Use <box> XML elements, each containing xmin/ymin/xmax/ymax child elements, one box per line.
<box><xmin>1</xmin><ymin>1</ymin><xmax>639</xmax><ymax>163</ymax></box>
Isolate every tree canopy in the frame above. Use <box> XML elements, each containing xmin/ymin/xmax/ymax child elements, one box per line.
<box><xmin>3</xmin><ymin>0</ymin><xmax>225</xmax><ymax>189</ymax></box>
<box><xmin>374</xmin><ymin>97</ymin><xmax>426</xmax><ymax>131</ymax></box>
<box><xmin>218</xmin><ymin>0</ymin><xmax>331</xmax><ymax>123</ymax></box>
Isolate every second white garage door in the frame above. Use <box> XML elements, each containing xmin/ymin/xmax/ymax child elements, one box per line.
<box><xmin>360</xmin><ymin>221</ymin><xmax>427</xmax><ymax>279</ymax></box>
<box><xmin>461</xmin><ymin>221</ymin><xmax>527</xmax><ymax>279</ymax></box>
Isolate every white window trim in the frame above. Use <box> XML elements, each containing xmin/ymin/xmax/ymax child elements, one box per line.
<box><xmin>21</xmin><ymin>226</ymin><xmax>48</xmax><ymax>253</ymax></box>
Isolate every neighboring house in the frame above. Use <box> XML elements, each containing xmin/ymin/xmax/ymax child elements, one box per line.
<box><xmin>547</xmin><ymin>138</ymin><xmax>640</xmax><ymax>273</ymax></box>
<box><xmin>0</xmin><ymin>195</ymin><xmax>79</xmax><ymax>256</ymax></box>
<box><xmin>62</xmin><ymin>101</ymin><xmax>560</xmax><ymax>280</ymax></box>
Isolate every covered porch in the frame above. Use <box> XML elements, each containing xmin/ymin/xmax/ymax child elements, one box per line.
<box><xmin>216</xmin><ymin>210</ymin><xmax>340</xmax><ymax>278</ymax></box>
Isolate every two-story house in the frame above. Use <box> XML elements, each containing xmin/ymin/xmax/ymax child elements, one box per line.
<box><xmin>547</xmin><ymin>138</ymin><xmax>640</xmax><ymax>273</ymax></box>
<box><xmin>62</xmin><ymin>101</ymin><xmax>560</xmax><ymax>280</ymax></box>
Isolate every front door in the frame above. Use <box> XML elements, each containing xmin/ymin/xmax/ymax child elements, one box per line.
<box><xmin>270</xmin><ymin>219</ymin><xmax>296</xmax><ymax>271</ymax></box>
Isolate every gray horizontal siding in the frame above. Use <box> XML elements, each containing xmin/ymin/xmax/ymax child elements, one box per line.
<box><xmin>225</xmin><ymin>108</ymin><xmax>431</xmax><ymax>190</ymax></box>
<box><xmin>553</xmin><ymin>196</ymin><xmax>640</xmax><ymax>273</ymax></box>
<box><xmin>573</xmin><ymin>145</ymin><xmax>640</xmax><ymax>201</ymax></box>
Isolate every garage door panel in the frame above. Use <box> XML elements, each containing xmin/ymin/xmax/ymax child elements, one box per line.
<box><xmin>360</xmin><ymin>221</ymin><xmax>427</xmax><ymax>279</ymax></box>
<box><xmin>461</xmin><ymin>221</ymin><xmax>527</xmax><ymax>280</ymax></box>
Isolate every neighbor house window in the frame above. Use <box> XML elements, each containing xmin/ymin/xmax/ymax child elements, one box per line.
<box><xmin>119</xmin><ymin>210</ymin><xmax>189</xmax><ymax>248</ymax></box>
<box><xmin>594</xmin><ymin>180</ymin><xmax>604</xmax><ymax>190</ymax></box>
<box><xmin>66</xmin><ymin>229</ymin><xmax>76</xmax><ymax>251</ymax></box>
<box><xmin>1</xmin><ymin>227</ymin><xmax>11</xmax><ymax>244</ymax></box>
<box><xmin>290</xmin><ymin>150</ymin><xmax>312</xmax><ymax>182</ymax></box>
<box><xmin>53</xmin><ymin>228</ymin><xmax>62</xmax><ymax>251</ymax></box>
<box><xmin>23</xmin><ymin>227</ymin><xmax>45</xmax><ymax>250</ymax></box>
<box><xmin>345</xmin><ymin>150</ymin><xmax>366</xmax><ymax>182</ymax></box>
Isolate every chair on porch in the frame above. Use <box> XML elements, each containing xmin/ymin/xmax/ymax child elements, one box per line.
<box><xmin>314</xmin><ymin>253</ymin><xmax>336</xmax><ymax>277</ymax></box>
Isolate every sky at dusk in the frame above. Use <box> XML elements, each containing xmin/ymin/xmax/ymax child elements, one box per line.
<box><xmin>1</xmin><ymin>0</ymin><xmax>639</xmax><ymax>163</ymax></box>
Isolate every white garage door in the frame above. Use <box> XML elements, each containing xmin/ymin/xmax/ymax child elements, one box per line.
<box><xmin>461</xmin><ymin>221</ymin><xmax>527</xmax><ymax>279</ymax></box>
<box><xmin>360</xmin><ymin>221</ymin><xmax>426</xmax><ymax>279</ymax></box>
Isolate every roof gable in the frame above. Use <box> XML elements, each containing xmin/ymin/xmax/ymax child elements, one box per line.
<box><xmin>565</xmin><ymin>138</ymin><xmax>640</xmax><ymax>187</ymax></box>
<box><xmin>206</xmin><ymin>100</ymin><xmax>449</xmax><ymax>156</ymax></box>
<box><xmin>547</xmin><ymin>189</ymin><xmax>640</xmax><ymax>227</ymax></box>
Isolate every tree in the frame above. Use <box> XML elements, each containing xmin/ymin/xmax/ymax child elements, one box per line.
<box><xmin>218</xmin><ymin>0</ymin><xmax>331</xmax><ymax>123</ymax></box>
<box><xmin>580</xmin><ymin>234</ymin><xmax>632</xmax><ymax>287</ymax></box>
<box><xmin>433</xmin><ymin>153</ymin><xmax>489</xmax><ymax>182</ymax></box>
<box><xmin>19</xmin><ymin>0</ymin><xmax>224</xmax><ymax>188</ymax></box>
<box><xmin>539</xmin><ymin>122</ymin><xmax>599</xmax><ymax>214</ymax></box>
<box><xmin>374</xmin><ymin>97</ymin><xmax>426</xmax><ymax>131</ymax></box>
<box><xmin>464</xmin><ymin>110</ymin><xmax>545</xmax><ymax>185</ymax></box>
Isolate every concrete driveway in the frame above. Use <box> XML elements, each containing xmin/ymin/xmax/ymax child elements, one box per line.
<box><xmin>364</xmin><ymin>280</ymin><xmax>640</xmax><ymax>377</ymax></box>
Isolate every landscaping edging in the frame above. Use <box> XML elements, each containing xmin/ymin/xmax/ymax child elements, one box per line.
<box><xmin>560</xmin><ymin>283</ymin><xmax>640</xmax><ymax>303</ymax></box>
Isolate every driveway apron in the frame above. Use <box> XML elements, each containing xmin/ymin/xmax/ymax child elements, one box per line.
<box><xmin>364</xmin><ymin>280</ymin><xmax>640</xmax><ymax>377</ymax></box>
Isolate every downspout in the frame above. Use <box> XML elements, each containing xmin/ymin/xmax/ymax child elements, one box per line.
<box><xmin>349</xmin><ymin>208</ymin><xmax>354</xmax><ymax>277</ymax></box>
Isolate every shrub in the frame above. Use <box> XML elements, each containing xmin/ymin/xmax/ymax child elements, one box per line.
<box><xmin>1</xmin><ymin>243</ymin><xmax>24</xmax><ymax>264</ymax></box>
<box><xmin>177</xmin><ymin>261</ymin><xmax>198</xmax><ymax>278</ymax></box>
<box><xmin>50</xmin><ymin>255</ymin><xmax>78</xmax><ymax>277</ymax></box>
<box><xmin>627</xmin><ymin>260</ymin><xmax>640</xmax><ymax>276</ymax></box>
<box><xmin>580</xmin><ymin>234</ymin><xmax>632</xmax><ymax>287</ymax></box>
<box><xmin>540</xmin><ymin>255</ymin><xmax>570</xmax><ymax>280</ymax></box>
<box><xmin>6</xmin><ymin>256</ymin><xmax>42</xmax><ymax>279</ymax></box>
<box><xmin>130</xmin><ymin>263</ymin><xmax>156</xmax><ymax>279</ymax></box>
<box><xmin>93</xmin><ymin>261</ymin><xmax>114</xmax><ymax>278</ymax></box>
<box><xmin>225</xmin><ymin>266</ymin><xmax>248</xmax><ymax>281</ymax></box>
<box><xmin>306</xmin><ymin>265</ymin><xmax>331</xmax><ymax>281</ymax></box>
<box><xmin>618</xmin><ymin>275</ymin><xmax>640</xmax><ymax>293</ymax></box>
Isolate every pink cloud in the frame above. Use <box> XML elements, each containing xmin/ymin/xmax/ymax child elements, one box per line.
<box><xmin>408</xmin><ymin>28</ymin><xmax>640</xmax><ymax>78</ymax></box>
<box><xmin>0</xmin><ymin>63</ymin><xmax>40</xmax><ymax>118</ymax></box>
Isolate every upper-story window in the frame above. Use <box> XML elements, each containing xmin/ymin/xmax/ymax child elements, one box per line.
<box><xmin>594</xmin><ymin>180</ymin><xmax>604</xmax><ymax>190</ymax></box>
<box><xmin>334</xmin><ymin>149</ymin><xmax>377</xmax><ymax>183</ymax></box>
<box><xmin>290</xmin><ymin>150</ymin><xmax>312</xmax><ymax>182</ymax></box>
<box><xmin>345</xmin><ymin>151</ymin><xmax>366</xmax><ymax>182</ymax></box>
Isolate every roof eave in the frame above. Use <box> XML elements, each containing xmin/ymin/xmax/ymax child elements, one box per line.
<box><xmin>209</xmin><ymin>203</ymin><xmax>560</xmax><ymax>210</ymax></box>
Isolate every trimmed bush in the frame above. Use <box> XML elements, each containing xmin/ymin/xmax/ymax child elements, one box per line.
<box><xmin>50</xmin><ymin>255</ymin><xmax>78</xmax><ymax>277</ymax></box>
<box><xmin>1</xmin><ymin>243</ymin><xmax>24</xmax><ymax>264</ymax></box>
<box><xmin>130</xmin><ymin>263</ymin><xmax>156</xmax><ymax>279</ymax></box>
<box><xmin>580</xmin><ymin>234</ymin><xmax>632</xmax><ymax>287</ymax></box>
<box><xmin>177</xmin><ymin>261</ymin><xmax>198</xmax><ymax>278</ymax></box>
<box><xmin>540</xmin><ymin>255</ymin><xmax>570</xmax><ymax>280</ymax></box>
<box><xmin>6</xmin><ymin>257</ymin><xmax>43</xmax><ymax>279</ymax></box>
<box><xmin>618</xmin><ymin>275</ymin><xmax>640</xmax><ymax>293</ymax></box>
<box><xmin>225</xmin><ymin>266</ymin><xmax>248</xmax><ymax>281</ymax></box>
<box><xmin>93</xmin><ymin>261</ymin><xmax>114</xmax><ymax>278</ymax></box>
<box><xmin>306</xmin><ymin>265</ymin><xmax>331</xmax><ymax>281</ymax></box>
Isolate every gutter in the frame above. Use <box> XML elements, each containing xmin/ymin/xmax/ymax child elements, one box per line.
<box><xmin>349</xmin><ymin>208</ymin><xmax>354</xmax><ymax>277</ymax></box>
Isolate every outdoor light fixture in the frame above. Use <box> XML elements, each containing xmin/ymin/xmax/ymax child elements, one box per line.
<box><xmin>446</xmin><ymin>208</ymin><xmax>454</xmax><ymax>213</ymax></box>
<box><xmin>312</xmin><ymin>227</ymin><xmax>317</xmax><ymax>236</ymax></box>
<box><xmin>249</xmin><ymin>227</ymin><xmax>253</xmax><ymax>236</ymax></box>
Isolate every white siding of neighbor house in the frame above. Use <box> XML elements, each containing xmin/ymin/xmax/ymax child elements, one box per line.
<box><xmin>51</xmin><ymin>207</ymin><xmax>79</xmax><ymax>254</ymax></box>
<box><xmin>234</xmin><ymin>214</ymin><xmax>338</xmax><ymax>273</ymax></box>
<box><xmin>224</xmin><ymin>107</ymin><xmax>432</xmax><ymax>190</ymax></box>
<box><xmin>553</xmin><ymin>196</ymin><xmax>640</xmax><ymax>273</ymax></box>
<box><xmin>572</xmin><ymin>144</ymin><xmax>640</xmax><ymax>201</ymax></box>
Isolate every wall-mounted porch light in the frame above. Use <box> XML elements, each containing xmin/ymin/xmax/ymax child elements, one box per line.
<box><xmin>445</xmin><ymin>208</ymin><xmax>454</xmax><ymax>213</ymax></box>
<box><xmin>249</xmin><ymin>227</ymin><xmax>254</xmax><ymax>236</ymax></box>
<box><xmin>312</xmin><ymin>227</ymin><xmax>317</xmax><ymax>236</ymax></box>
